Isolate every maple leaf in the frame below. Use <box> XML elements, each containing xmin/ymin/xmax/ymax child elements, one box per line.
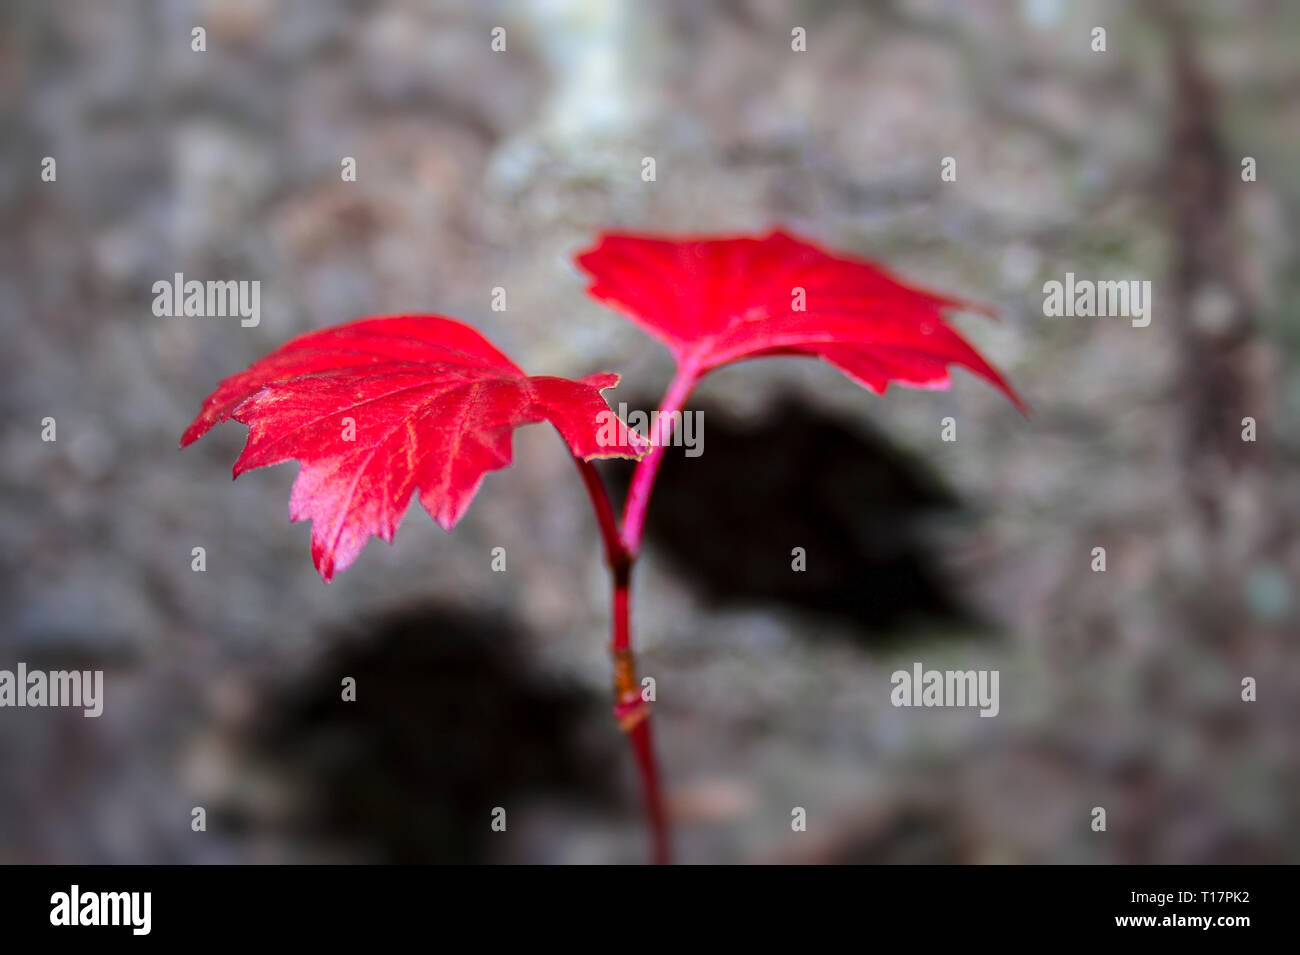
<box><xmin>575</xmin><ymin>229</ymin><xmax>1025</xmax><ymax>411</ymax></box>
<box><xmin>181</xmin><ymin>315</ymin><xmax>647</xmax><ymax>581</ymax></box>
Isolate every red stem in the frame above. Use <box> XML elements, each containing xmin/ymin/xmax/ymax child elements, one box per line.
<box><xmin>575</xmin><ymin>455</ymin><xmax>626</xmax><ymax>571</ymax></box>
<box><xmin>573</xmin><ymin>457</ymin><xmax>671</xmax><ymax>864</ymax></box>
<box><xmin>611</xmin><ymin>560</ymin><xmax>669</xmax><ymax>865</ymax></box>
<box><xmin>572</xmin><ymin>366</ymin><xmax>697</xmax><ymax>863</ymax></box>
<box><xmin>622</xmin><ymin>366</ymin><xmax>697</xmax><ymax>557</ymax></box>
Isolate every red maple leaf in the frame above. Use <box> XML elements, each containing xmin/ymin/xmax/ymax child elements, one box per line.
<box><xmin>575</xmin><ymin>229</ymin><xmax>1025</xmax><ymax>411</ymax></box>
<box><xmin>181</xmin><ymin>315</ymin><xmax>647</xmax><ymax>580</ymax></box>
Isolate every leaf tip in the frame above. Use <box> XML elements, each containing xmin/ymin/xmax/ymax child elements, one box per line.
<box><xmin>179</xmin><ymin>422</ymin><xmax>204</xmax><ymax>449</ymax></box>
<box><xmin>578</xmin><ymin>372</ymin><xmax>622</xmax><ymax>397</ymax></box>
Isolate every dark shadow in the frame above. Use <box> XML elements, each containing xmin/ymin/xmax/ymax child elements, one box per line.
<box><xmin>252</xmin><ymin>606</ymin><xmax>620</xmax><ymax>863</ymax></box>
<box><xmin>599</xmin><ymin>392</ymin><xmax>975</xmax><ymax>643</ymax></box>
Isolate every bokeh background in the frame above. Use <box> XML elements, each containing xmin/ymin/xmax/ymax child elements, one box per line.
<box><xmin>2</xmin><ymin>0</ymin><xmax>1298</xmax><ymax>863</ymax></box>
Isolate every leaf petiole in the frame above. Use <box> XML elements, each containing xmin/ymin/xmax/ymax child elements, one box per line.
<box><xmin>572</xmin><ymin>366</ymin><xmax>693</xmax><ymax>866</ymax></box>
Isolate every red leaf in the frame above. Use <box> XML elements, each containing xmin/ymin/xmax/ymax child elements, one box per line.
<box><xmin>575</xmin><ymin>229</ymin><xmax>1024</xmax><ymax>411</ymax></box>
<box><xmin>181</xmin><ymin>315</ymin><xmax>647</xmax><ymax>581</ymax></box>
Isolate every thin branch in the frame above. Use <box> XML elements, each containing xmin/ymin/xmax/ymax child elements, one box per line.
<box><xmin>621</xmin><ymin>366</ymin><xmax>698</xmax><ymax>557</ymax></box>
<box><xmin>574</xmin><ymin>456</ymin><xmax>630</xmax><ymax>571</ymax></box>
<box><xmin>571</xmin><ymin>452</ymin><xmax>671</xmax><ymax>863</ymax></box>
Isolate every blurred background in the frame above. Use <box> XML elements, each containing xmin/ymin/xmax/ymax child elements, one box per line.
<box><xmin>1</xmin><ymin>0</ymin><xmax>1298</xmax><ymax>863</ymax></box>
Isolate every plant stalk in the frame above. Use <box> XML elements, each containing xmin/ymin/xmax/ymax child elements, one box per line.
<box><xmin>621</xmin><ymin>365</ymin><xmax>697</xmax><ymax>557</ymax></box>
<box><xmin>572</xmin><ymin>367</ymin><xmax>695</xmax><ymax>863</ymax></box>
<box><xmin>574</xmin><ymin>457</ymin><xmax>671</xmax><ymax>864</ymax></box>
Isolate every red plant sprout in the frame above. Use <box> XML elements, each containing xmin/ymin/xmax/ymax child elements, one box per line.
<box><xmin>182</xmin><ymin>229</ymin><xmax>1022</xmax><ymax>865</ymax></box>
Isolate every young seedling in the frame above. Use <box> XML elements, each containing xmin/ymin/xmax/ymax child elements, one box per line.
<box><xmin>181</xmin><ymin>229</ymin><xmax>1022</xmax><ymax>864</ymax></box>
